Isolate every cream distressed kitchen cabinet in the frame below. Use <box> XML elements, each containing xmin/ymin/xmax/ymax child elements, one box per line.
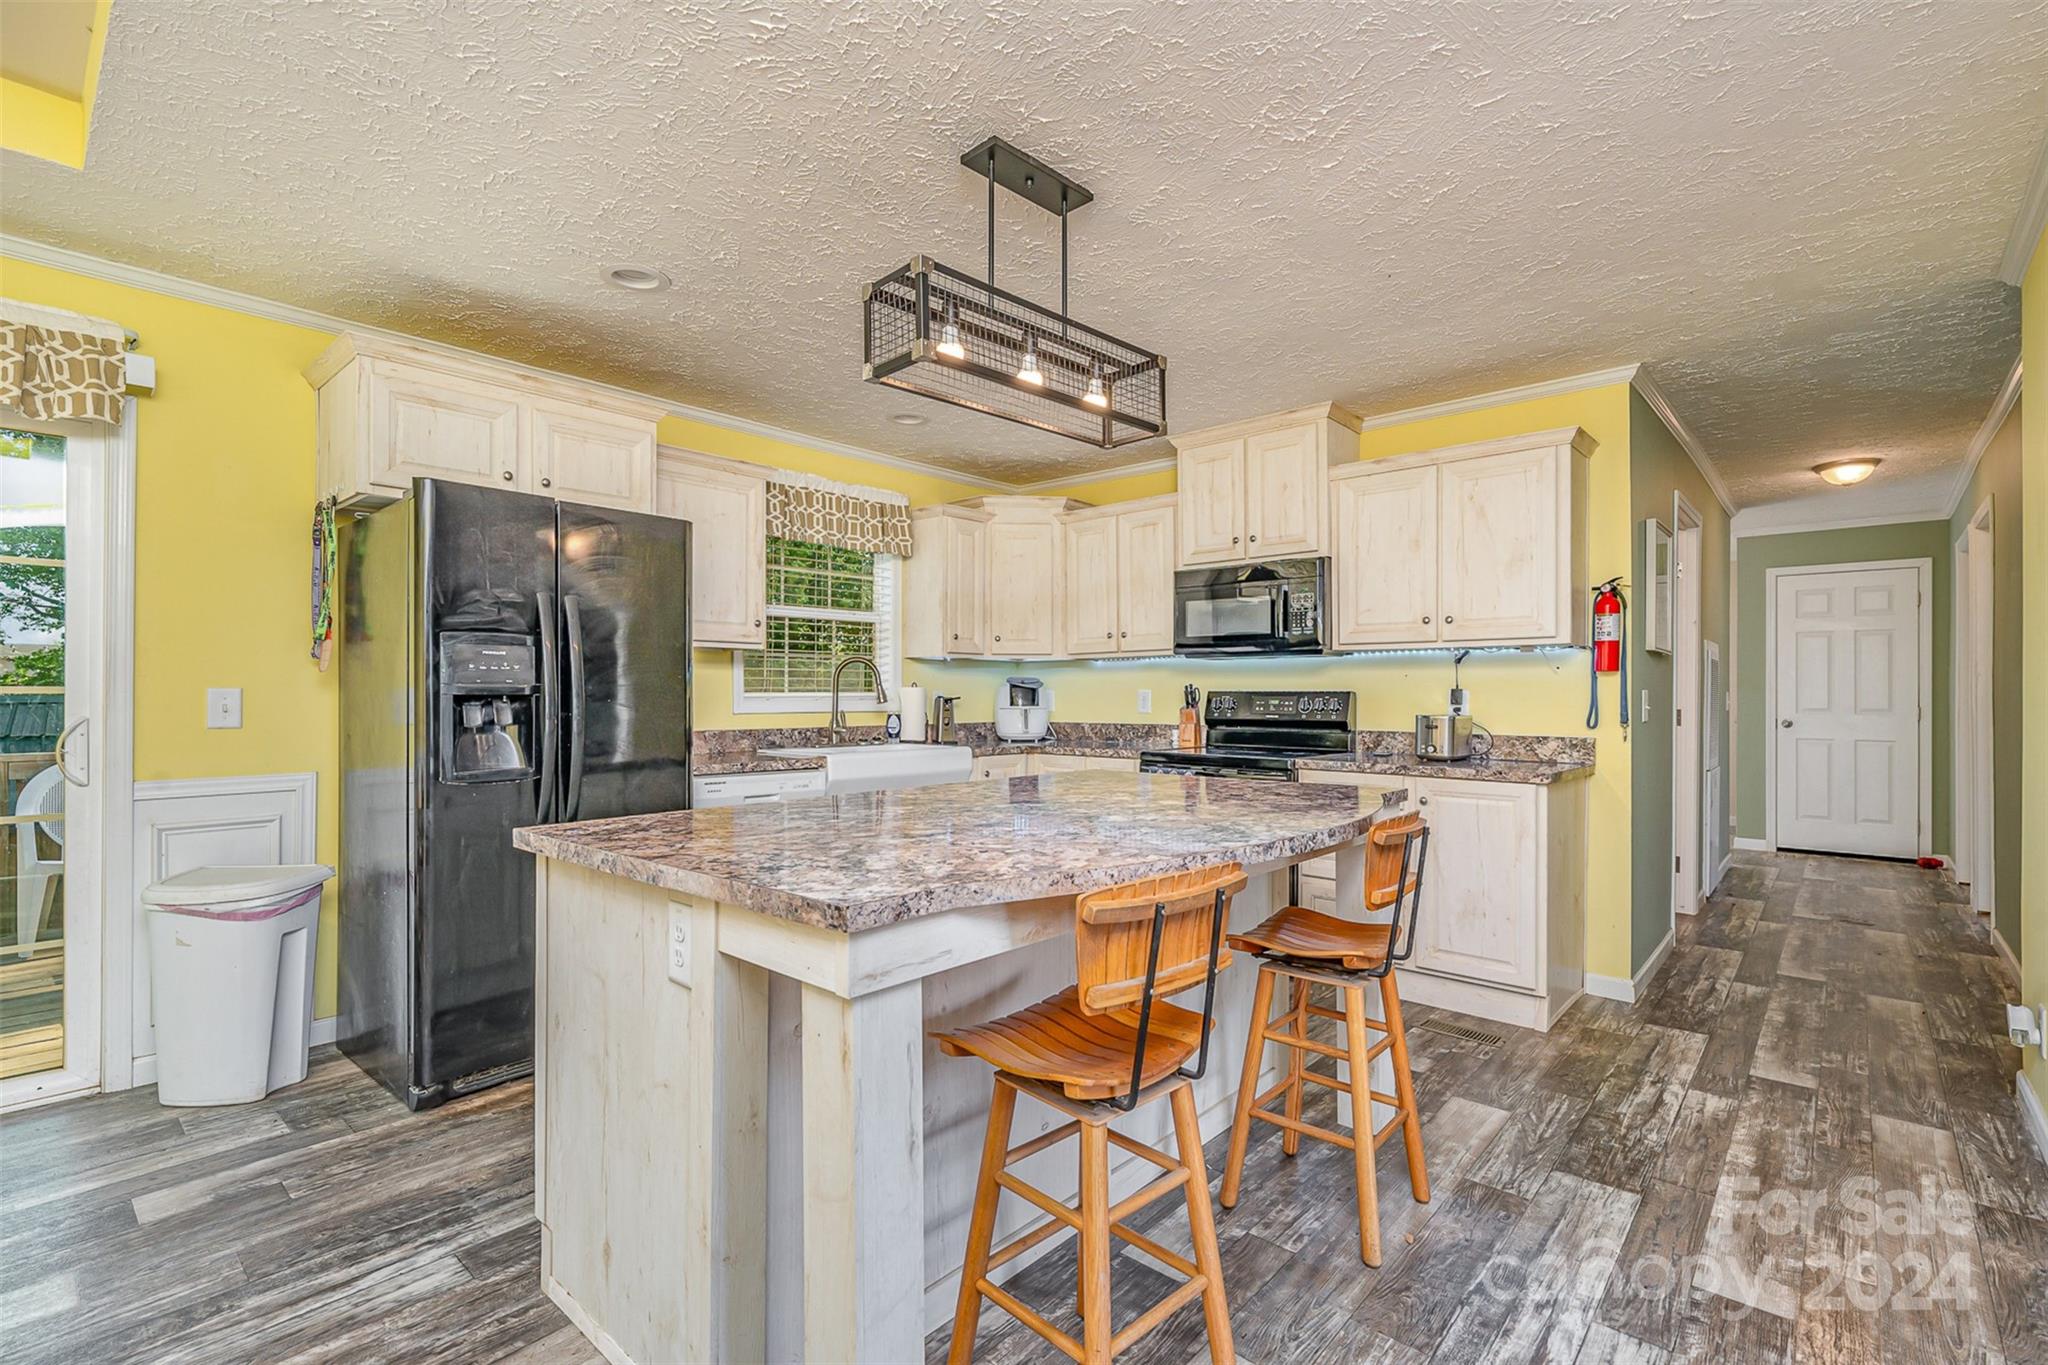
<box><xmin>529</xmin><ymin>399</ymin><xmax>656</xmax><ymax>510</ymax></box>
<box><xmin>1298</xmin><ymin>769</ymin><xmax>1587</xmax><ymax>1031</ymax></box>
<box><xmin>1171</xmin><ymin>404</ymin><xmax>1360</xmax><ymax>567</ymax></box>
<box><xmin>1060</xmin><ymin>496</ymin><xmax>1176</xmax><ymax>655</ymax></box>
<box><xmin>980</xmin><ymin>502</ymin><xmax>1062</xmax><ymax>657</ymax></box>
<box><xmin>1329</xmin><ymin>427</ymin><xmax>1591</xmax><ymax>649</ymax></box>
<box><xmin>308</xmin><ymin>332</ymin><xmax>662</xmax><ymax>511</ymax></box>
<box><xmin>904</xmin><ymin>506</ymin><xmax>992</xmax><ymax>658</ymax></box>
<box><xmin>654</xmin><ymin>452</ymin><xmax>768</xmax><ymax>648</ymax></box>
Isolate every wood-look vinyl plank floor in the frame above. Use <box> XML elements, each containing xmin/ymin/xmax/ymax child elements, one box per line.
<box><xmin>1</xmin><ymin>850</ymin><xmax>2040</xmax><ymax>1365</ymax></box>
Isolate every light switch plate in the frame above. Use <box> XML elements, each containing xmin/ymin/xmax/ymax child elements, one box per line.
<box><xmin>666</xmin><ymin>905</ymin><xmax>692</xmax><ymax>987</ymax></box>
<box><xmin>1136</xmin><ymin>689</ymin><xmax>1152</xmax><ymax>715</ymax></box>
<box><xmin>206</xmin><ymin>687</ymin><xmax>243</xmax><ymax>729</ymax></box>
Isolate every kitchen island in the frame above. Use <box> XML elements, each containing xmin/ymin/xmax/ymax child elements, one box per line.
<box><xmin>514</xmin><ymin>771</ymin><xmax>1401</xmax><ymax>1365</ymax></box>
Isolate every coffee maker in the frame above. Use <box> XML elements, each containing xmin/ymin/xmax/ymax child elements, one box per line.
<box><xmin>994</xmin><ymin>676</ymin><xmax>1053</xmax><ymax>743</ymax></box>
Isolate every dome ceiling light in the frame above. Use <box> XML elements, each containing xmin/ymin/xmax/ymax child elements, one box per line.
<box><xmin>1814</xmin><ymin>457</ymin><xmax>1880</xmax><ymax>486</ymax></box>
<box><xmin>862</xmin><ymin>137</ymin><xmax>1166</xmax><ymax>449</ymax></box>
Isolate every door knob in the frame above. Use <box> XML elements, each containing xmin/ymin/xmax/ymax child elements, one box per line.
<box><xmin>1780</xmin><ymin>719</ymin><xmax>1793</xmax><ymax>728</ymax></box>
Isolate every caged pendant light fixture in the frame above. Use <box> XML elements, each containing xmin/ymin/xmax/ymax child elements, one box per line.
<box><xmin>862</xmin><ymin>137</ymin><xmax>1166</xmax><ymax>448</ymax></box>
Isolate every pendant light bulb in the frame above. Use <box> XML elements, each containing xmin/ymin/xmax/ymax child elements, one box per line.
<box><xmin>936</xmin><ymin>301</ymin><xmax>966</xmax><ymax>361</ymax></box>
<box><xmin>1082</xmin><ymin>360</ymin><xmax>1109</xmax><ymax>409</ymax></box>
<box><xmin>1016</xmin><ymin>333</ymin><xmax>1044</xmax><ymax>386</ymax></box>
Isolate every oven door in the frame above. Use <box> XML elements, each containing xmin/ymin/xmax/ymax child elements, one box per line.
<box><xmin>1173</xmin><ymin>559</ymin><xmax>1329</xmax><ymax>655</ymax></box>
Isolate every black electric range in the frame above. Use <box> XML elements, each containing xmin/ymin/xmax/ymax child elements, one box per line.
<box><xmin>1138</xmin><ymin>689</ymin><xmax>1354</xmax><ymax>781</ymax></box>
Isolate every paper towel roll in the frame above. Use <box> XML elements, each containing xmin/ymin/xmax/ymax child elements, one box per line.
<box><xmin>900</xmin><ymin>684</ymin><xmax>927</xmax><ymax>742</ymax></box>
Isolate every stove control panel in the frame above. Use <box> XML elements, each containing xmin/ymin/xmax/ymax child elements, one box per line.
<box><xmin>1204</xmin><ymin>690</ymin><xmax>1353</xmax><ymax>724</ymax></box>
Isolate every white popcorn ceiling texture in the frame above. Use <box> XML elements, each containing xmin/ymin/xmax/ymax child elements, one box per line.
<box><xmin>5</xmin><ymin>0</ymin><xmax>2044</xmax><ymax>503</ymax></box>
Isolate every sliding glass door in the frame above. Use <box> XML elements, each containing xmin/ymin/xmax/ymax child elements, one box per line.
<box><xmin>0</xmin><ymin>417</ymin><xmax>105</xmax><ymax>1106</ymax></box>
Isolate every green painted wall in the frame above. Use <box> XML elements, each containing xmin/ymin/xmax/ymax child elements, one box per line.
<box><xmin>1733</xmin><ymin>522</ymin><xmax>1952</xmax><ymax>850</ymax></box>
<box><xmin>1628</xmin><ymin>391</ymin><xmax>1733</xmax><ymax>973</ymax></box>
<box><xmin>1947</xmin><ymin>399</ymin><xmax>2024</xmax><ymax>958</ymax></box>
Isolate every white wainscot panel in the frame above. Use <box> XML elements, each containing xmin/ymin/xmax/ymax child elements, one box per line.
<box><xmin>127</xmin><ymin>773</ymin><xmax>318</xmax><ymax>1084</ymax></box>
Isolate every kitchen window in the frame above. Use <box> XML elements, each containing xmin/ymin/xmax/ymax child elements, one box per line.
<box><xmin>732</xmin><ymin>537</ymin><xmax>900</xmax><ymax>714</ymax></box>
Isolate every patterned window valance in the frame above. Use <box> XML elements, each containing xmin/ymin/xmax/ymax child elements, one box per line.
<box><xmin>766</xmin><ymin>473</ymin><xmax>914</xmax><ymax>556</ymax></box>
<box><xmin>0</xmin><ymin>299</ymin><xmax>128</xmax><ymax>425</ymax></box>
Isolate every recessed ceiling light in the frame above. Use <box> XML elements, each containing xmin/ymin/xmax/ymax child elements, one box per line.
<box><xmin>890</xmin><ymin>413</ymin><xmax>928</xmax><ymax>426</ymax></box>
<box><xmin>602</xmin><ymin>265</ymin><xmax>671</xmax><ymax>291</ymax></box>
<box><xmin>1814</xmin><ymin>457</ymin><xmax>1880</xmax><ymax>486</ymax></box>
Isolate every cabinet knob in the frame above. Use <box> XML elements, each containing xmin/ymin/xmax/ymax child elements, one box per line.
<box><xmin>1444</xmin><ymin>615</ymin><xmax>1454</xmax><ymax>624</ymax></box>
<box><xmin>1119</xmin><ymin>630</ymin><xmax>1127</xmax><ymax>638</ymax></box>
<box><xmin>1419</xmin><ymin>796</ymin><xmax>1429</xmax><ymax>806</ymax></box>
<box><xmin>1232</xmin><ymin>535</ymin><xmax>1240</xmax><ymax>544</ymax></box>
<box><xmin>953</xmin><ymin>632</ymin><xmax>959</xmax><ymax>640</ymax></box>
<box><xmin>994</xmin><ymin>635</ymin><xmax>1002</xmax><ymax>642</ymax></box>
<box><xmin>1105</xmin><ymin>632</ymin><xmax>1112</xmax><ymax>639</ymax></box>
<box><xmin>754</xmin><ymin>619</ymin><xmax>762</xmax><ymax>628</ymax></box>
<box><xmin>1249</xmin><ymin>534</ymin><xmax>1258</xmax><ymax>543</ymax></box>
<box><xmin>1422</xmin><ymin>615</ymin><xmax>1431</xmax><ymax>624</ymax></box>
<box><xmin>540</xmin><ymin>477</ymin><xmax>552</xmax><ymax>488</ymax></box>
<box><xmin>501</xmin><ymin>470</ymin><xmax>514</xmax><ymax>482</ymax></box>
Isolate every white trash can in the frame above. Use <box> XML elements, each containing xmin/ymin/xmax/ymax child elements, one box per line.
<box><xmin>144</xmin><ymin>864</ymin><xmax>334</xmax><ymax>1107</ymax></box>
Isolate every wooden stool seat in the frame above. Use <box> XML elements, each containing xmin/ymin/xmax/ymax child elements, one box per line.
<box><xmin>1220</xmin><ymin>812</ymin><xmax>1433</xmax><ymax>1268</ymax></box>
<box><xmin>1229</xmin><ymin>904</ymin><xmax>1394</xmax><ymax>972</ymax></box>
<box><xmin>935</xmin><ymin>987</ymin><xmax>1206</xmax><ymax>1101</ymax></box>
<box><xmin>935</xmin><ymin>863</ymin><xmax>1244</xmax><ymax>1365</ymax></box>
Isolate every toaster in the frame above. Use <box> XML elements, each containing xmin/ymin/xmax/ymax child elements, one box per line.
<box><xmin>1414</xmin><ymin>713</ymin><xmax>1474</xmax><ymax>761</ymax></box>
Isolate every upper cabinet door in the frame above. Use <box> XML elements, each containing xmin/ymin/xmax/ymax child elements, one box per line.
<box><xmin>1331</xmin><ymin>465</ymin><xmax>1439</xmax><ymax>647</ymax></box>
<box><xmin>529</xmin><ymin>400</ymin><xmax>656</xmax><ymax>512</ymax></box>
<box><xmin>1116</xmin><ymin>504</ymin><xmax>1177</xmax><ymax>653</ymax></box>
<box><xmin>946</xmin><ymin>515</ymin><xmax>989</xmax><ymax>655</ymax></box>
<box><xmin>655</xmin><ymin>460</ymin><xmax>767</xmax><ymax>649</ymax></box>
<box><xmin>1062</xmin><ymin>514</ymin><xmax>1120</xmax><ymax>655</ymax></box>
<box><xmin>366</xmin><ymin>362</ymin><xmax>523</xmax><ymax>492</ymax></box>
<box><xmin>1244</xmin><ymin>423</ymin><xmax>1322</xmax><ymax>557</ymax></box>
<box><xmin>985</xmin><ymin>520</ymin><xmax>1057</xmax><ymax>657</ymax></box>
<box><xmin>1438</xmin><ymin>445</ymin><xmax>1562</xmax><ymax>642</ymax></box>
<box><xmin>1177</xmin><ymin>438</ymin><xmax>1245</xmax><ymax>565</ymax></box>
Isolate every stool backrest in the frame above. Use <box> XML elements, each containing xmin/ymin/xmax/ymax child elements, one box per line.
<box><xmin>1074</xmin><ymin>863</ymin><xmax>1245</xmax><ymax>1016</ymax></box>
<box><xmin>1363</xmin><ymin>813</ymin><xmax>1429</xmax><ymax>972</ymax></box>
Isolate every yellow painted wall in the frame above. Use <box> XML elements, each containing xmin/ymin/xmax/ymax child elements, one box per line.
<box><xmin>917</xmin><ymin>384</ymin><xmax>1641</xmax><ymax>980</ymax></box>
<box><xmin>0</xmin><ymin>0</ymin><xmax>113</xmax><ymax>167</ymax></box>
<box><xmin>2021</xmin><ymin>225</ymin><xmax>2047</xmax><ymax>1117</ymax></box>
<box><xmin>0</xmin><ymin>254</ymin><xmax>343</xmax><ymax>1007</ymax></box>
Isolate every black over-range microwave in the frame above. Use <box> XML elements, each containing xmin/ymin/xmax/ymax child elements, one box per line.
<box><xmin>1172</xmin><ymin>557</ymin><xmax>1330</xmax><ymax>655</ymax></box>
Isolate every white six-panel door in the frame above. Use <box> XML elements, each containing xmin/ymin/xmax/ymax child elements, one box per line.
<box><xmin>1772</xmin><ymin>565</ymin><xmax>1921</xmax><ymax>857</ymax></box>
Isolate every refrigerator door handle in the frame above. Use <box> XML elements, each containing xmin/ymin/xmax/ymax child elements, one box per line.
<box><xmin>564</xmin><ymin>593</ymin><xmax>588</xmax><ymax>822</ymax></box>
<box><xmin>536</xmin><ymin>590</ymin><xmax>560</xmax><ymax>822</ymax></box>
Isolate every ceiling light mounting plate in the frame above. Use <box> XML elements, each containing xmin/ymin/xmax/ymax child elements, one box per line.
<box><xmin>959</xmin><ymin>136</ymin><xmax>1092</xmax><ymax>215</ymax></box>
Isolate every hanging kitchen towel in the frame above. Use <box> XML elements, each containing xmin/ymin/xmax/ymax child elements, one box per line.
<box><xmin>311</xmin><ymin>497</ymin><xmax>337</xmax><ymax>670</ymax></box>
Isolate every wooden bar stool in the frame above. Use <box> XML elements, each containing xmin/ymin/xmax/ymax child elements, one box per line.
<box><xmin>1219</xmin><ymin>813</ymin><xmax>1431</xmax><ymax>1267</ymax></box>
<box><xmin>934</xmin><ymin>863</ymin><xmax>1247</xmax><ymax>1365</ymax></box>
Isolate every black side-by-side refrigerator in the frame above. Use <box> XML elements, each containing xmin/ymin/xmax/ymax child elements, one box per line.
<box><xmin>339</xmin><ymin>478</ymin><xmax>691</xmax><ymax>1110</ymax></box>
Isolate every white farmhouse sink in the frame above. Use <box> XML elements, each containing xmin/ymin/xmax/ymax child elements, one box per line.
<box><xmin>756</xmin><ymin>743</ymin><xmax>973</xmax><ymax>795</ymax></box>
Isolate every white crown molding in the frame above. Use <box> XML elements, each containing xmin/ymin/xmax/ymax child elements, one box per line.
<box><xmin>1943</xmin><ymin>356</ymin><xmax>2023</xmax><ymax>518</ymax></box>
<box><xmin>1630</xmin><ymin>367</ymin><xmax>1737</xmax><ymax>516</ymax></box>
<box><xmin>1998</xmin><ymin>131</ymin><xmax>2048</xmax><ymax>287</ymax></box>
<box><xmin>1733</xmin><ymin>508</ymin><xmax>1953</xmax><ymax>539</ymax></box>
<box><xmin>0</xmin><ymin>233</ymin><xmax>1013</xmax><ymax>494</ymax></box>
<box><xmin>1353</xmin><ymin>363</ymin><xmax>1642</xmax><ymax>431</ymax></box>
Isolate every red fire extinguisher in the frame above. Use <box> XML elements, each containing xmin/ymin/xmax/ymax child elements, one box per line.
<box><xmin>1588</xmin><ymin>578</ymin><xmax>1627</xmax><ymax>733</ymax></box>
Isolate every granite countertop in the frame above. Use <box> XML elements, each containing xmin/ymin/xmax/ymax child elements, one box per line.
<box><xmin>1294</xmin><ymin>753</ymin><xmax>1594</xmax><ymax>784</ymax></box>
<box><xmin>514</xmin><ymin>770</ymin><xmax>1395</xmax><ymax>932</ymax></box>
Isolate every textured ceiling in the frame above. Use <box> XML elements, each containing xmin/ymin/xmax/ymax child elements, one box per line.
<box><xmin>4</xmin><ymin>1</ymin><xmax>2045</xmax><ymax>502</ymax></box>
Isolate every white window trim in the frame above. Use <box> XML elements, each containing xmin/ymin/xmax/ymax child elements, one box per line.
<box><xmin>730</xmin><ymin>551</ymin><xmax>902</xmax><ymax>716</ymax></box>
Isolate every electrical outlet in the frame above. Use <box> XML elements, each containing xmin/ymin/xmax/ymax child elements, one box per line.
<box><xmin>2013</xmin><ymin>1003</ymin><xmax>2048</xmax><ymax>1058</ymax></box>
<box><xmin>666</xmin><ymin>905</ymin><xmax>692</xmax><ymax>987</ymax></box>
<box><xmin>1136</xmin><ymin>689</ymin><xmax>1152</xmax><ymax>715</ymax></box>
<box><xmin>206</xmin><ymin>687</ymin><xmax>243</xmax><ymax>729</ymax></box>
